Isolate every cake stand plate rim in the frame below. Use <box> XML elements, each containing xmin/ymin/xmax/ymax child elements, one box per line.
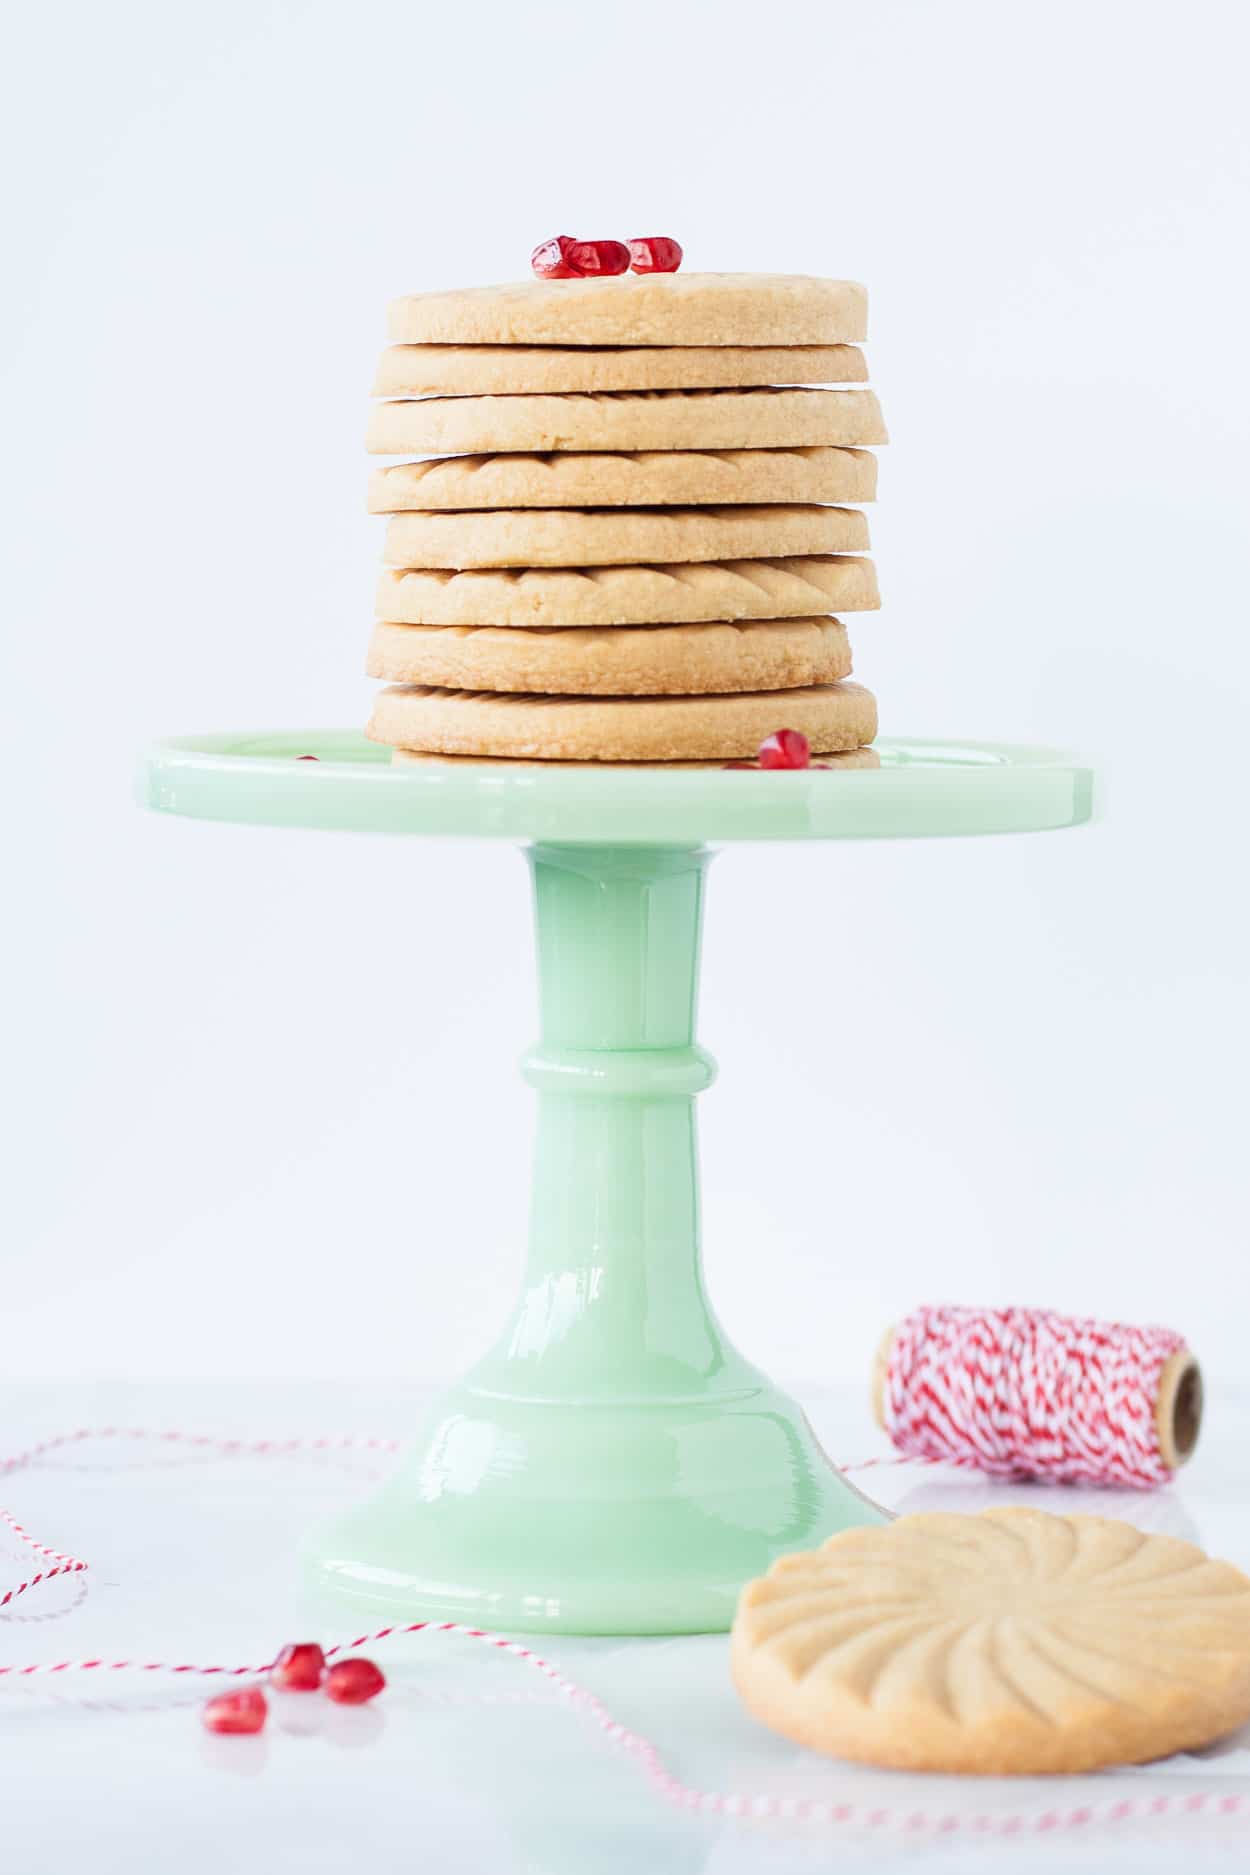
<box><xmin>141</xmin><ymin>729</ymin><xmax>1095</xmax><ymax>843</ymax></box>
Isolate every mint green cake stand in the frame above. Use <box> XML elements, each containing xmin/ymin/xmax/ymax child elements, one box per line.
<box><xmin>144</xmin><ymin>732</ymin><xmax>1093</xmax><ymax>1633</ymax></box>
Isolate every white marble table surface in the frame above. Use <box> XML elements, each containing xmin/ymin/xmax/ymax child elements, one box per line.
<box><xmin>3</xmin><ymin>1378</ymin><xmax>1248</xmax><ymax>1874</ymax></box>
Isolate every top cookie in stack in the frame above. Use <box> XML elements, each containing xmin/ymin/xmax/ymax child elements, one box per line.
<box><xmin>364</xmin><ymin>272</ymin><xmax>886</xmax><ymax>765</ymax></box>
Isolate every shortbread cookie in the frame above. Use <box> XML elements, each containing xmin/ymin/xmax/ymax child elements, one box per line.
<box><xmin>367</xmin><ymin>388</ymin><xmax>886</xmax><ymax>456</ymax></box>
<box><xmin>391</xmin><ymin>746</ymin><xmax>882</xmax><ymax>771</ymax></box>
<box><xmin>387</xmin><ymin>274</ymin><xmax>868</xmax><ymax>348</ymax></box>
<box><xmin>384</xmin><ymin>506</ymin><xmax>870</xmax><ymax>570</ymax></box>
<box><xmin>369</xmin><ymin>448</ymin><xmax>877</xmax><ymax>513</ymax></box>
<box><xmin>377</xmin><ymin>556</ymin><xmax>880</xmax><ymax>626</ymax></box>
<box><xmin>374</xmin><ymin>343</ymin><xmax>868</xmax><ymax>398</ymax></box>
<box><xmin>366</xmin><ymin>617</ymin><xmax>853</xmax><ymax>696</ymax></box>
<box><xmin>368</xmin><ymin>680</ymin><xmax>876</xmax><ymax>762</ymax></box>
<box><xmin>731</xmin><ymin>1507</ymin><xmax>1250</xmax><ymax>1776</ymax></box>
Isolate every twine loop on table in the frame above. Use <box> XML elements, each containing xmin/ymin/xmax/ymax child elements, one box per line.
<box><xmin>882</xmin><ymin>1304</ymin><xmax>1186</xmax><ymax>1487</ymax></box>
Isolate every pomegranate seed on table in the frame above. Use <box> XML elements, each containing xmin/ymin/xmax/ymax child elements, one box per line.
<box><xmin>531</xmin><ymin>234</ymin><xmax>581</xmax><ymax>279</ymax></box>
<box><xmin>202</xmin><ymin>1687</ymin><xmax>268</xmax><ymax>1735</ymax></box>
<box><xmin>628</xmin><ymin>236</ymin><xmax>683</xmax><ymax>274</ymax></box>
<box><xmin>757</xmin><ymin>729</ymin><xmax>811</xmax><ymax>770</ymax></box>
<box><xmin>565</xmin><ymin>238</ymin><xmax>631</xmax><ymax>277</ymax></box>
<box><xmin>325</xmin><ymin>1657</ymin><xmax>386</xmax><ymax>1705</ymax></box>
<box><xmin>270</xmin><ymin>1641</ymin><xmax>326</xmax><ymax>1691</ymax></box>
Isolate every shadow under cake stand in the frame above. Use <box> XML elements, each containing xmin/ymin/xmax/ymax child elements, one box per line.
<box><xmin>144</xmin><ymin>733</ymin><xmax>1094</xmax><ymax>1633</ymax></box>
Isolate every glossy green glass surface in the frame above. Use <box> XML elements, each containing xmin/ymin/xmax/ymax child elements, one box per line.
<box><xmin>143</xmin><ymin>730</ymin><xmax>1094</xmax><ymax>844</ymax></box>
<box><xmin>143</xmin><ymin>730</ymin><xmax>1093</xmax><ymax>1631</ymax></box>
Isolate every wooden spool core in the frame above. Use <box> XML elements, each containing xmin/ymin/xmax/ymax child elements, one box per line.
<box><xmin>1156</xmin><ymin>1348</ymin><xmax>1203</xmax><ymax>1470</ymax></box>
<box><xmin>871</xmin><ymin>1324</ymin><xmax>1203</xmax><ymax>1471</ymax></box>
<box><xmin>870</xmin><ymin>1325</ymin><xmax>895</xmax><ymax>1433</ymax></box>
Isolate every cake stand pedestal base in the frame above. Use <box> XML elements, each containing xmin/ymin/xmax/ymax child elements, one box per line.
<box><xmin>309</xmin><ymin>844</ymin><xmax>880</xmax><ymax>1633</ymax></box>
<box><xmin>314</xmin><ymin>1382</ymin><xmax>869</xmax><ymax>1634</ymax></box>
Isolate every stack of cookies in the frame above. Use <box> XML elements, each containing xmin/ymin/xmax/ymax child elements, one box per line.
<box><xmin>364</xmin><ymin>273</ymin><xmax>886</xmax><ymax>767</ymax></box>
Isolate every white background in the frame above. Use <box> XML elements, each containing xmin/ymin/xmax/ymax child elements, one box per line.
<box><xmin>4</xmin><ymin>0</ymin><xmax>1248</xmax><ymax>1389</ymax></box>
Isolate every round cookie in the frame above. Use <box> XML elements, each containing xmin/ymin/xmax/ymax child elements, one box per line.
<box><xmin>367</xmin><ymin>388</ymin><xmax>886</xmax><ymax>456</ymax></box>
<box><xmin>376</xmin><ymin>556</ymin><xmax>880</xmax><ymax>626</ymax></box>
<box><xmin>387</xmin><ymin>274</ymin><xmax>868</xmax><ymax>348</ymax></box>
<box><xmin>366</xmin><ymin>617</ymin><xmax>853</xmax><ymax>696</ymax></box>
<box><xmin>374</xmin><ymin>343</ymin><xmax>869</xmax><ymax>398</ymax></box>
<box><xmin>368</xmin><ymin>681</ymin><xmax>877</xmax><ymax>762</ymax></box>
<box><xmin>384</xmin><ymin>506</ymin><xmax>870</xmax><ymax>570</ymax></box>
<box><xmin>369</xmin><ymin>448</ymin><xmax>877</xmax><ymax>513</ymax></box>
<box><xmin>391</xmin><ymin>747</ymin><xmax>882</xmax><ymax>771</ymax></box>
<box><xmin>731</xmin><ymin>1507</ymin><xmax>1250</xmax><ymax>1776</ymax></box>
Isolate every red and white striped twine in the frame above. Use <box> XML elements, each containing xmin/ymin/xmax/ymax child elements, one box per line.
<box><xmin>1</xmin><ymin>1418</ymin><xmax>1239</xmax><ymax>1838</ymax></box>
<box><xmin>883</xmin><ymin>1304</ymin><xmax>1186</xmax><ymax>1487</ymax></box>
<box><xmin>0</xmin><ymin>1508</ymin><xmax>88</xmax><ymax>1610</ymax></box>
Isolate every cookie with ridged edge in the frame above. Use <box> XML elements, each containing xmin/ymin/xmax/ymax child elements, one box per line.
<box><xmin>384</xmin><ymin>505</ymin><xmax>869</xmax><ymax>571</ymax></box>
<box><xmin>387</xmin><ymin>274</ymin><xmax>868</xmax><ymax>348</ymax></box>
<box><xmin>366</xmin><ymin>617</ymin><xmax>853</xmax><ymax>696</ymax></box>
<box><xmin>731</xmin><ymin>1506</ymin><xmax>1250</xmax><ymax>1776</ymax></box>
<box><xmin>369</xmin><ymin>448</ymin><xmax>877</xmax><ymax>513</ymax></box>
<box><xmin>367</xmin><ymin>387</ymin><xmax>886</xmax><ymax>456</ymax></box>
<box><xmin>376</xmin><ymin>556</ymin><xmax>880</xmax><ymax>626</ymax></box>
<box><xmin>368</xmin><ymin>680</ymin><xmax>876</xmax><ymax>763</ymax></box>
<box><xmin>374</xmin><ymin>343</ymin><xmax>868</xmax><ymax>398</ymax></box>
<box><xmin>391</xmin><ymin>746</ymin><xmax>882</xmax><ymax>770</ymax></box>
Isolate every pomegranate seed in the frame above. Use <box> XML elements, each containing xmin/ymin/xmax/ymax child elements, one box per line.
<box><xmin>202</xmin><ymin>1687</ymin><xmax>267</xmax><ymax>1735</ymax></box>
<box><xmin>325</xmin><ymin>1657</ymin><xmax>386</xmax><ymax>1705</ymax></box>
<box><xmin>531</xmin><ymin>235</ymin><xmax>581</xmax><ymax>279</ymax></box>
<box><xmin>295</xmin><ymin>754</ymin><xmax>319</xmax><ymax>762</ymax></box>
<box><xmin>757</xmin><ymin>729</ymin><xmax>811</xmax><ymax>770</ymax></box>
<box><xmin>270</xmin><ymin>1642</ymin><xmax>325</xmax><ymax>1691</ymax></box>
<box><xmin>565</xmin><ymin>239</ymin><xmax>630</xmax><ymax>278</ymax></box>
<box><xmin>628</xmin><ymin>236</ymin><xmax>683</xmax><ymax>274</ymax></box>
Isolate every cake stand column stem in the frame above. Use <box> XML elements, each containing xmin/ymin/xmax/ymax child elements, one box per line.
<box><xmin>468</xmin><ymin>843</ymin><xmax>758</xmax><ymax>1400</ymax></box>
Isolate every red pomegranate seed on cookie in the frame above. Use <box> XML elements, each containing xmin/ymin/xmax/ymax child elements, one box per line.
<box><xmin>270</xmin><ymin>1642</ymin><xmax>325</xmax><ymax>1691</ymax></box>
<box><xmin>757</xmin><ymin>729</ymin><xmax>811</xmax><ymax>770</ymax></box>
<box><xmin>325</xmin><ymin>1658</ymin><xmax>386</xmax><ymax>1705</ymax></box>
<box><xmin>203</xmin><ymin>1687</ymin><xmax>268</xmax><ymax>1735</ymax></box>
<box><xmin>628</xmin><ymin>236</ymin><xmax>683</xmax><ymax>274</ymax></box>
<box><xmin>565</xmin><ymin>239</ymin><xmax>630</xmax><ymax>277</ymax></box>
<box><xmin>531</xmin><ymin>235</ymin><xmax>581</xmax><ymax>279</ymax></box>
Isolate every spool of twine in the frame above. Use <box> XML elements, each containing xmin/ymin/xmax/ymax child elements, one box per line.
<box><xmin>871</xmin><ymin>1304</ymin><xmax>1202</xmax><ymax>1487</ymax></box>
